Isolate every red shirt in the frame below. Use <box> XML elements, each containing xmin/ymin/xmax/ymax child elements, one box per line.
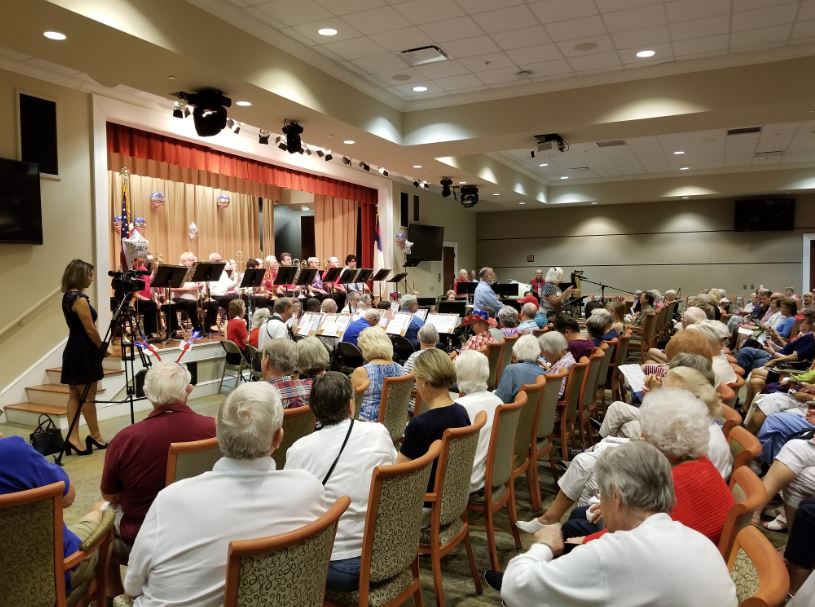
<box><xmin>135</xmin><ymin>264</ymin><xmax>152</xmax><ymax>300</ymax></box>
<box><xmin>227</xmin><ymin>318</ymin><xmax>249</xmax><ymax>351</ymax></box>
<box><xmin>249</xmin><ymin>327</ymin><xmax>260</xmax><ymax>348</ymax></box>
<box><xmin>584</xmin><ymin>457</ymin><xmax>733</xmax><ymax>545</ymax></box>
<box><xmin>100</xmin><ymin>403</ymin><xmax>216</xmax><ymax>544</ymax></box>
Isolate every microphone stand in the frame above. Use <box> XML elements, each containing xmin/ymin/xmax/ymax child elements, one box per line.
<box><xmin>577</xmin><ymin>275</ymin><xmax>637</xmax><ymax>304</ymax></box>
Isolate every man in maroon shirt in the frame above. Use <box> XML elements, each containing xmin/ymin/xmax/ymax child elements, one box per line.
<box><xmin>100</xmin><ymin>361</ymin><xmax>216</xmax><ymax>598</ymax></box>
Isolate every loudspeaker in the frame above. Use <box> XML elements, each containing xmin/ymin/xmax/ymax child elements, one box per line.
<box><xmin>400</xmin><ymin>192</ymin><xmax>408</xmax><ymax>227</ymax></box>
<box><xmin>413</xmin><ymin>195</ymin><xmax>420</xmax><ymax>221</ymax></box>
<box><xmin>18</xmin><ymin>93</ymin><xmax>58</xmax><ymax>176</ymax></box>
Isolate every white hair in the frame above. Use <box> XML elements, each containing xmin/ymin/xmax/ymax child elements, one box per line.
<box><xmin>690</xmin><ymin>319</ymin><xmax>730</xmax><ymax>343</ymax></box>
<box><xmin>358</xmin><ymin>326</ymin><xmax>393</xmax><ymax>361</ymax></box>
<box><xmin>399</xmin><ymin>293</ymin><xmax>418</xmax><ymax>310</ymax></box>
<box><xmin>538</xmin><ymin>331</ymin><xmax>567</xmax><ymax>356</ymax></box>
<box><xmin>513</xmin><ymin>334</ymin><xmax>541</xmax><ymax>362</ymax></box>
<box><xmin>521</xmin><ymin>302</ymin><xmax>538</xmax><ymax>319</ymax></box>
<box><xmin>454</xmin><ymin>350</ymin><xmax>489</xmax><ymax>394</ymax></box>
<box><xmin>217</xmin><ymin>382</ymin><xmax>283</xmax><ymax>460</ymax></box>
<box><xmin>595</xmin><ymin>441</ymin><xmax>675</xmax><ymax>514</ymax></box>
<box><xmin>497</xmin><ymin>306</ymin><xmax>519</xmax><ymax>327</ymax></box>
<box><xmin>296</xmin><ymin>336</ymin><xmax>330</xmax><ymax>374</ymax></box>
<box><xmin>143</xmin><ymin>361</ymin><xmax>191</xmax><ymax>406</ymax></box>
<box><xmin>321</xmin><ymin>299</ymin><xmax>338</xmax><ymax>313</ymax></box>
<box><xmin>639</xmin><ymin>387</ymin><xmax>710</xmax><ymax>460</ymax></box>
<box><xmin>363</xmin><ymin>308</ymin><xmax>381</xmax><ymax>323</ymax></box>
<box><xmin>251</xmin><ymin>307</ymin><xmax>270</xmax><ymax>328</ymax></box>
<box><xmin>264</xmin><ymin>255</ymin><xmax>277</xmax><ymax>264</ymax></box>
<box><xmin>418</xmin><ymin>323</ymin><xmax>439</xmax><ymax>345</ymax></box>
<box><xmin>682</xmin><ymin>306</ymin><xmax>707</xmax><ymax>326</ymax></box>
<box><xmin>545</xmin><ymin>267</ymin><xmax>564</xmax><ymax>283</ymax></box>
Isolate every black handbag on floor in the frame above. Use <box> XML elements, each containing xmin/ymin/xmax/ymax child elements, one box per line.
<box><xmin>29</xmin><ymin>414</ymin><xmax>65</xmax><ymax>456</ymax></box>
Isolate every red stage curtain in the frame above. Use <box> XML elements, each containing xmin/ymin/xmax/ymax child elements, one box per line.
<box><xmin>107</xmin><ymin>123</ymin><xmax>377</xmax><ymax>205</ymax></box>
<box><xmin>360</xmin><ymin>203</ymin><xmax>375</xmax><ymax>269</ymax></box>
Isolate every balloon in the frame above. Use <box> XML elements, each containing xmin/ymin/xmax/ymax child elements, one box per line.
<box><xmin>134</xmin><ymin>217</ymin><xmax>146</xmax><ymax>233</ymax></box>
<box><xmin>404</xmin><ymin>240</ymin><xmax>414</xmax><ymax>254</ymax></box>
<box><xmin>188</xmin><ymin>222</ymin><xmax>198</xmax><ymax>240</ymax></box>
<box><xmin>112</xmin><ymin>214</ymin><xmax>124</xmax><ymax>235</ymax></box>
<box><xmin>217</xmin><ymin>194</ymin><xmax>230</xmax><ymax>209</ymax></box>
<box><xmin>122</xmin><ymin>230</ymin><xmax>149</xmax><ymax>270</ymax></box>
<box><xmin>150</xmin><ymin>192</ymin><xmax>165</xmax><ymax>209</ymax></box>
<box><xmin>395</xmin><ymin>231</ymin><xmax>407</xmax><ymax>251</ymax></box>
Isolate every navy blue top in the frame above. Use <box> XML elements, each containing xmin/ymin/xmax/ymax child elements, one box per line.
<box><xmin>341</xmin><ymin>317</ymin><xmax>370</xmax><ymax>347</ymax></box>
<box><xmin>781</xmin><ymin>332</ymin><xmax>815</xmax><ymax>361</ymax></box>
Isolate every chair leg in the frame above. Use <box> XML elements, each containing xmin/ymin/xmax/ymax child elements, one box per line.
<box><xmin>484</xmin><ymin>506</ymin><xmax>500</xmax><ymax>571</ymax></box>
<box><xmin>411</xmin><ymin>557</ymin><xmax>424</xmax><ymax>607</ymax></box>
<box><xmin>462</xmin><ymin>526</ymin><xmax>483</xmax><ymax>595</ymax></box>
<box><xmin>430</xmin><ymin>544</ymin><xmax>445</xmax><ymax>607</ymax></box>
<box><xmin>218</xmin><ymin>362</ymin><xmax>226</xmax><ymax>393</ymax></box>
<box><xmin>506</xmin><ymin>486</ymin><xmax>522</xmax><ymax>551</ymax></box>
<box><xmin>548</xmin><ymin>448</ymin><xmax>559</xmax><ymax>482</ymax></box>
<box><xmin>527</xmin><ymin>458</ymin><xmax>541</xmax><ymax>513</ymax></box>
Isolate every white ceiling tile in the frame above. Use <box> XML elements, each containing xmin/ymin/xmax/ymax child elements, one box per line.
<box><xmin>669</xmin><ymin>15</ymin><xmax>731</xmax><ymax>40</ymax></box>
<box><xmin>351</xmin><ymin>52</ymin><xmax>410</xmax><ymax>73</ymax></box>
<box><xmin>545</xmin><ymin>15</ymin><xmax>609</xmax><ymax>42</ymax></box>
<box><xmin>557</xmin><ymin>35</ymin><xmax>616</xmax><ymax>57</ymax></box>
<box><xmin>444</xmin><ymin>35</ymin><xmax>501</xmax><ymax>57</ymax></box>
<box><xmin>393</xmin><ymin>0</ymin><xmax>465</xmax><ymax>24</ymax></box>
<box><xmin>420</xmin><ymin>16</ymin><xmax>484</xmax><ymax>42</ymax></box>
<box><xmin>611</xmin><ymin>25</ymin><xmax>672</xmax><ymax>48</ymax></box>
<box><xmin>801</xmin><ymin>0</ymin><xmax>815</xmax><ymax>21</ymax></box>
<box><xmin>341</xmin><ymin>6</ymin><xmax>413</xmax><ymax>34</ymax></box>
<box><xmin>316</xmin><ymin>0</ymin><xmax>386</xmax><ymax>15</ymax></box>
<box><xmin>454</xmin><ymin>0</ymin><xmax>525</xmax><ymax>12</ymax></box>
<box><xmin>477</xmin><ymin>66</ymin><xmax>528</xmax><ymax>83</ymax></box>
<box><xmin>281</xmin><ymin>29</ymin><xmax>319</xmax><ymax>47</ymax></box>
<box><xmin>603</xmin><ymin>4</ymin><xmax>667</xmax><ymax>33</ymax></box>
<box><xmin>733</xmin><ymin>0</ymin><xmax>799</xmax><ymax>9</ymax></box>
<box><xmin>506</xmin><ymin>43</ymin><xmax>564</xmax><ymax>64</ymax></box>
<box><xmin>459</xmin><ymin>52</ymin><xmax>516</xmax><ymax>71</ymax></box>
<box><xmin>490</xmin><ymin>26</ymin><xmax>552</xmax><ymax>50</ymax></box>
<box><xmin>673</xmin><ymin>34</ymin><xmax>730</xmax><ymax>56</ymax></box>
<box><xmin>567</xmin><ymin>51</ymin><xmax>623</xmax><ymax>71</ymax></box>
<box><xmin>437</xmin><ymin>73</ymin><xmax>486</xmax><ymax>90</ymax></box>
<box><xmin>253</xmin><ymin>0</ymin><xmax>333</xmax><ymax>25</ymax></box>
<box><xmin>521</xmin><ymin>58</ymin><xmax>574</xmax><ymax>75</ymax></box>
<box><xmin>731</xmin><ymin>23</ymin><xmax>793</xmax><ymax>47</ymax></box>
<box><xmin>732</xmin><ymin>3</ymin><xmax>798</xmax><ymax>31</ymax></box>
<box><xmin>414</xmin><ymin>59</ymin><xmax>471</xmax><ymax>77</ymax></box>
<box><xmin>665</xmin><ymin>0</ymin><xmax>732</xmax><ymax>23</ymax></box>
<box><xmin>369</xmin><ymin>26</ymin><xmax>435</xmax><ymax>51</ymax></box>
<box><xmin>472</xmin><ymin>5</ymin><xmax>539</xmax><ymax>34</ymax></box>
<box><xmin>528</xmin><ymin>0</ymin><xmax>599</xmax><ymax>24</ymax></box>
<box><xmin>792</xmin><ymin>19</ymin><xmax>815</xmax><ymax>39</ymax></box>
<box><xmin>291</xmin><ymin>20</ymin><xmax>363</xmax><ymax>44</ymax></box>
<box><xmin>594</xmin><ymin>0</ymin><xmax>661</xmax><ymax>10</ymax></box>
<box><xmin>322</xmin><ymin>36</ymin><xmax>386</xmax><ymax>59</ymax></box>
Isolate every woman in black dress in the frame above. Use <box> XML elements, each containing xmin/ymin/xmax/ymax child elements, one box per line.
<box><xmin>61</xmin><ymin>259</ymin><xmax>108</xmax><ymax>455</ymax></box>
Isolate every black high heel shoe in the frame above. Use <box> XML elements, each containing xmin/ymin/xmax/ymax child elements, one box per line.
<box><xmin>66</xmin><ymin>440</ymin><xmax>92</xmax><ymax>456</ymax></box>
<box><xmin>86</xmin><ymin>435</ymin><xmax>108</xmax><ymax>450</ymax></box>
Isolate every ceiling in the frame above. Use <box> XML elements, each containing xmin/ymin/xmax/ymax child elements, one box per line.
<box><xmin>195</xmin><ymin>0</ymin><xmax>815</xmax><ymax>104</ymax></box>
<box><xmin>0</xmin><ymin>0</ymin><xmax>814</xmax><ymax>212</ymax></box>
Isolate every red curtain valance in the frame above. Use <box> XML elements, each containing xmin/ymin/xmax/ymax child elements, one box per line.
<box><xmin>107</xmin><ymin>123</ymin><xmax>377</xmax><ymax>205</ymax></box>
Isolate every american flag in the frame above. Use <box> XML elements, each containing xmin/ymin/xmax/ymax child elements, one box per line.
<box><xmin>120</xmin><ymin>175</ymin><xmax>130</xmax><ymax>240</ymax></box>
<box><xmin>374</xmin><ymin>209</ymin><xmax>384</xmax><ymax>273</ymax></box>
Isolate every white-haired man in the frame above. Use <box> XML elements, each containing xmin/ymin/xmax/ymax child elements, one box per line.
<box><xmin>341</xmin><ymin>308</ymin><xmax>380</xmax><ymax>347</ymax></box>
<box><xmin>101</xmin><ymin>362</ymin><xmax>216</xmax><ymax>598</ymax></box>
<box><xmin>207</xmin><ymin>251</ymin><xmax>238</xmax><ymax>312</ymax></box>
<box><xmin>494</xmin><ymin>334</ymin><xmax>545</xmax><ymax>404</ymax></box>
<box><xmin>123</xmin><ymin>382</ymin><xmax>326</xmax><ymax>607</ymax></box>
<box><xmin>399</xmin><ymin>293</ymin><xmax>425</xmax><ymax>348</ymax></box>
<box><xmin>517</xmin><ymin>303</ymin><xmax>539</xmax><ymax>334</ymax></box>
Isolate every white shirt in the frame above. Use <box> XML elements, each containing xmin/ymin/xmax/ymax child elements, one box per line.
<box><xmin>209</xmin><ymin>268</ymin><xmax>236</xmax><ymax>296</ymax></box>
<box><xmin>124</xmin><ymin>457</ymin><xmax>326</xmax><ymax>607</ymax></box>
<box><xmin>175</xmin><ymin>281</ymin><xmax>200</xmax><ymax>302</ymax></box>
<box><xmin>502</xmin><ymin>513</ymin><xmax>738</xmax><ymax>607</ymax></box>
<box><xmin>709</xmin><ymin>421</ymin><xmax>733</xmax><ymax>479</ymax></box>
<box><xmin>713</xmin><ymin>353</ymin><xmax>738</xmax><ymax>387</ymax></box>
<box><xmin>456</xmin><ymin>391</ymin><xmax>503</xmax><ymax>492</ymax></box>
<box><xmin>257</xmin><ymin>315</ymin><xmax>290</xmax><ymax>350</ymax></box>
<box><xmin>285</xmin><ymin>419</ymin><xmax>396</xmax><ymax>559</ymax></box>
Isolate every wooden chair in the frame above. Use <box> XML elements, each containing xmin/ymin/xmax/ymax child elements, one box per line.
<box><xmin>494</xmin><ymin>335</ymin><xmax>519</xmax><ymax>386</ymax></box>
<box><xmin>467</xmin><ymin>399</ymin><xmax>524</xmax><ymax>571</ymax></box>
<box><xmin>377</xmin><ymin>374</ymin><xmax>414</xmax><ymax>444</ymax></box>
<box><xmin>718</xmin><ymin>466</ymin><xmax>767</xmax><ymax>559</ymax></box>
<box><xmin>628</xmin><ymin>312</ymin><xmax>657</xmax><ymax>361</ymax></box>
<box><xmin>721</xmin><ymin>404</ymin><xmax>743</xmax><ymax>440</ymax></box>
<box><xmin>510</xmin><ymin>380</ymin><xmax>546</xmax><ymax>513</ymax></box>
<box><xmin>353</xmin><ymin>379</ymin><xmax>369</xmax><ymax>418</ymax></box>
<box><xmin>0</xmin><ymin>482</ymin><xmax>115</xmax><ymax>607</ymax></box>
<box><xmin>483</xmin><ymin>341</ymin><xmax>504</xmax><ymax>391</ymax></box>
<box><xmin>535</xmin><ymin>368</ymin><xmax>568</xmax><ymax>485</ymax></box>
<box><xmin>326</xmin><ymin>441</ymin><xmax>442</xmax><ymax>607</ymax></box>
<box><xmin>609</xmin><ymin>334</ymin><xmax>631</xmax><ymax>401</ymax></box>
<box><xmin>220</xmin><ymin>340</ymin><xmax>251</xmax><ymax>392</ymax></box>
<box><xmin>224</xmin><ymin>496</ymin><xmax>350</xmax><ymax>607</ymax></box>
<box><xmin>594</xmin><ymin>337</ymin><xmax>617</xmax><ymax>410</ymax></box>
<box><xmin>419</xmin><ymin>412</ymin><xmax>487</xmax><ymax>607</ymax></box>
<box><xmin>728</xmin><ymin>426</ymin><xmax>763</xmax><ymax>471</ymax></box>
<box><xmin>271</xmin><ymin>406</ymin><xmax>316</xmax><ymax>470</ymax></box>
<box><xmin>165</xmin><ymin>437</ymin><xmax>221</xmax><ymax>486</ymax></box>
<box><xmin>578</xmin><ymin>348</ymin><xmax>606</xmax><ymax>448</ymax></box>
<box><xmin>725</xmin><ymin>525</ymin><xmax>789</xmax><ymax>607</ymax></box>
<box><xmin>553</xmin><ymin>357</ymin><xmax>589</xmax><ymax>464</ymax></box>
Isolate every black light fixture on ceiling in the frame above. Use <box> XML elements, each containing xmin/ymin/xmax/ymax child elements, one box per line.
<box><xmin>315</xmin><ymin>149</ymin><xmax>325</xmax><ymax>158</ymax></box>
<box><xmin>175</xmin><ymin>88</ymin><xmax>231</xmax><ymax>137</ymax></box>
<box><xmin>282</xmin><ymin>120</ymin><xmax>304</xmax><ymax>154</ymax></box>
<box><xmin>412</xmin><ymin>179</ymin><xmax>420</xmax><ymax>188</ymax></box>
<box><xmin>460</xmin><ymin>184</ymin><xmax>479</xmax><ymax>208</ymax></box>
<box><xmin>172</xmin><ymin>99</ymin><xmax>190</xmax><ymax>119</ymax></box>
<box><xmin>378</xmin><ymin>167</ymin><xmax>388</xmax><ymax>177</ymax></box>
<box><xmin>226</xmin><ymin>119</ymin><xmax>240</xmax><ymax>134</ymax></box>
<box><xmin>276</xmin><ymin>136</ymin><xmax>288</xmax><ymax>151</ymax></box>
<box><xmin>359</xmin><ymin>161</ymin><xmax>370</xmax><ymax>172</ymax></box>
<box><xmin>258</xmin><ymin>129</ymin><xmax>271</xmax><ymax>144</ymax></box>
<box><xmin>342</xmin><ymin>156</ymin><xmax>352</xmax><ymax>165</ymax></box>
<box><xmin>324</xmin><ymin>150</ymin><xmax>333</xmax><ymax>161</ymax></box>
<box><xmin>440</xmin><ymin>177</ymin><xmax>453</xmax><ymax>198</ymax></box>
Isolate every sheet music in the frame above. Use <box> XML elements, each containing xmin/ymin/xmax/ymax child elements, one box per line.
<box><xmin>415</xmin><ymin>308</ymin><xmax>429</xmax><ymax>320</ymax></box>
<box><xmin>296</xmin><ymin>312</ymin><xmax>323</xmax><ymax>337</ymax></box>
<box><xmin>378</xmin><ymin>310</ymin><xmax>393</xmax><ymax>327</ymax></box>
<box><xmin>618</xmin><ymin>364</ymin><xmax>646</xmax><ymax>393</ymax></box>
<box><xmin>385</xmin><ymin>312</ymin><xmax>413</xmax><ymax>336</ymax></box>
<box><xmin>425</xmin><ymin>313</ymin><xmax>459</xmax><ymax>335</ymax></box>
<box><xmin>318</xmin><ymin>314</ymin><xmax>341</xmax><ymax>337</ymax></box>
<box><xmin>336</xmin><ymin>314</ymin><xmax>352</xmax><ymax>336</ymax></box>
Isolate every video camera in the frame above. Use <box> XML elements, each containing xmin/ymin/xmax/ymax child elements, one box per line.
<box><xmin>109</xmin><ymin>269</ymin><xmax>148</xmax><ymax>298</ymax></box>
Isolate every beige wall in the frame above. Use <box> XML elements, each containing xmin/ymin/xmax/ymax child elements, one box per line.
<box><xmin>477</xmin><ymin>196</ymin><xmax>815</xmax><ymax>298</ymax></box>
<box><xmin>390</xmin><ymin>184</ymin><xmax>477</xmax><ymax>297</ymax></box>
<box><xmin>0</xmin><ymin>69</ymin><xmax>93</xmax><ymax>390</ymax></box>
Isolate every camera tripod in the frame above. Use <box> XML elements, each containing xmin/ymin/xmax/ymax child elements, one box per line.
<box><xmin>54</xmin><ymin>292</ymin><xmax>152</xmax><ymax>466</ymax></box>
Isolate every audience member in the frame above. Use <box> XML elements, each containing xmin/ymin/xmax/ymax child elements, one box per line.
<box><xmin>257</xmin><ymin>297</ymin><xmax>293</xmax><ymax>349</ymax></box>
<box><xmin>495</xmin><ymin>334</ymin><xmax>544</xmax><ymax>403</ymax></box>
<box><xmin>248</xmin><ymin>307</ymin><xmax>270</xmax><ymax>348</ymax></box>
<box><xmin>517</xmin><ymin>303</ymin><xmax>539</xmax><ymax>333</ymax></box>
<box><xmin>262</xmin><ymin>339</ymin><xmax>311</xmax><ymax>409</ymax></box>
<box><xmin>296</xmin><ymin>336</ymin><xmax>330</xmax><ymax>381</ymax></box>
<box><xmin>497</xmin><ymin>306</ymin><xmax>520</xmax><ymax>338</ymax></box>
<box><xmin>403</xmin><ymin>323</ymin><xmax>439</xmax><ymax>412</ymax></box>
<box><xmin>586</xmin><ymin>312</ymin><xmax>617</xmax><ymax>346</ymax></box>
<box><xmin>459</xmin><ymin>310</ymin><xmax>498</xmax><ymax>352</ymax></box>
<box><xmin>538</xmin><ymin>331</ymin><xmax>576</xmax><ymax>398</ymax></box>
<box><xmin>351</xmin><ymin>327</ymin><xmax>403</xmax><ymax>421</ymax></box>
<box><xmin>555</xmin><ymin>315</ymin><xmax>595</xmax><ymax>360</ymax></box>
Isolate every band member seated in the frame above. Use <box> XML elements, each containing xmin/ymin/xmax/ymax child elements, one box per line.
<box><xmin>307</xmin><ymin>257</ymin><xmax>328</xmax><ymax>296</ymax></box>
<box><xmin>132</xmin><ymin>255</ymin><xmax>159</xmax><ymax>339</ymax></box>
<box><xmin>208</xmin><ymin>252</ymin><xmax>238</xmax><ymax>312</ymax></box>
<box><xmin>244</xmin><ymin>258</ymin><xmax>270</xmax><ymax>309</ymax></box>
<box><xmin>163</xmin><ymin>252</ymin><xmax>205</xmax><ymax>335</ymax></box>
<box><xmin>343</xmin><ymin>254</ymin><xmax>370</xmax><ymax>294</ymax></box>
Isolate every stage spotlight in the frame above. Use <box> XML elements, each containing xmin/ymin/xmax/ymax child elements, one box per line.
<box><xmin>421</xmin><ymin>181</ymin><xmax>430</xmax><ymax>189</ymax></box>
<box><xmin>412</xmin><ymin>179</ymin><xmax>420</xmax><ymax>188</ymax></box>
<box><xmin>460</xmin><ymin>184</ymin><xmax>479</xmax><ymax>208</ymax></box>
<box><xmin>530</xmin><ymin>150</ymin><xmax>535</xmax><ymax>158</ymax></box>
<box><xmin>315</xmin><ymin>149</ymin><xmax>325</xmax><ymax>158</ymax></box>
<box><xmin>324</xmin><ymin>150</ymin><xmax>333</xmax><ymax>161</ymax></box>
<box><xmin>172</xmin><ymin>99</ymin><xmax>190</xmax><ymax>119</ymax></box>
<box><xmin>359</xmin><ymin>161</ymin><xmax>370</xmax><ymax>171</ymax></box>
<box><xmin>342</xmin><ymin>156</ymin><xmax>351</xmax><ymax>165</ymax></box>
<box><xmin>304</xmin><ymin>147</ymin><xmax>312</xmax><ymax>156</ymax></box>
<box><xmin>282</xmin><ymin>121</ymin><xmax>304</xmax><ymax>154</ymax></box>
<box><xmin>277</xmin><ymin>136</ymin><xmax>288</xmax><ymax>151</ymax></box>
<box><xmin>176</xmin><ymin>89</ymin><xmax>231</xmax><ymax>137</ymax></box>
<box><xmin>378</xmin><ymin>167</ymin><xmax>388</xmax><ymax>176</ymax></box>
<box><xmin>226</xmin><ymin>119</ymin><xmax>240</xmax><ymax>134</ymax></box>
<box><xmin>258</xmin><ymin>129</ymin><xmax>271</xmax><ymax>144</ymax></box>
<box><xmin>440</xmin><ymin>177</ymin><xmax>453</xmax><ymax>198</ymax></box>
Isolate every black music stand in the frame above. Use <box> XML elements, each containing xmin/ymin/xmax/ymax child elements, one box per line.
<box><xmin>273</xmin><ymin>266</ymin><xmax>297</xmax><ymax>286</ymax></box>
<box><xmin>296</xmin><ymin>268</ymin><xmax>318</xmax><ymax>287</ymax></box>
<box><xmin>152</xmin><ymin>265</ymin><xmax>188</xmax><ymax>341</ymax></box>
<box><xmin>355</xmin><ymin>269</ymin><xmax>373</xmax><ymax>283</ymax></box>
<box><xmin>240</xmin><ymin>268</ymin><xmax>266</xmax><ymax>328</ymax></box>
<box><xmin>372</xmin><ymin>268</ymin><xmax>391</xmax><ymax>302</ymax></box>
<box><xmin>438</xmin><ymin>300</ymin><xmax>467</xmax><ymax>316</ymax></box>
<box><xmin>456</xmin><ymin>282</ymin><xmax>477</xmax><ymax>295</ymax></box>
<box><xmin>388</xmin><ymin>272</ymin><xmax>408</xmax><ymax>297</ymax></box>
<box><xmin>494</xmin><ymin>283</ymin><xmax>519</xmax><ymax>298</ymax></box>
<box><xmin>190</xmin><ymin>262</ymin><xmax>227</xmax><ymax>284</ymax></box>
<box><xmin>323</xmin><ymin>267</ymin><xmax>341</xmax><ymax>284</ymax></box>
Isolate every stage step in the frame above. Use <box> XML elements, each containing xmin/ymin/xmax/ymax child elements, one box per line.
<box><xmin>4</xmin><ymin>402</ymin><xmax>67</xmax><ymax>426</ymax></box>
<box><xmin>46</xmin><ymin>367</ymin><xmax>124</xmax><ymax>383</ymax></box>
<box><xmin>25</xmin><ymin>384</ymin><xmax>106</xmax><ymax>407</ymax></box>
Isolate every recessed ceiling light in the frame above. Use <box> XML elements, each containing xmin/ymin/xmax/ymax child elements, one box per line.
<box><xmin>682</xmin><ymin>196</ymin><xmax>689</xmax><ymax>199</ymax></box>
<box><xmin>591</xmin><ymin>202</ymin><xmax>598</xmax><ymax>205</ymax></box>
<box><xmin>679</xmin><ymin>166</ymin><xmax>690</xmax><ymax>171</ymax></box>
<box><xmin>518</xmin><ymin>201</ymin><xmax>526</xmax><ymax>205</ymax></box>
<box><xmin>43</xmin><ymin>31</ymin><xmax>66</xmax><ymax>41</ymax></box>
<box><xmin>301</xmin><ymin>205</ymin><xmax>310</xmax><ymax>211</ymax></box>
<box><xmin>343</xmin><ymin>139</ymin><xmax>355</xmax><ymax>145</ymax></box>
<box><xmin>458</xmin><ymin>181</ymin><xmax>467</xmax><ymax>185</ymax></box>
<box><xmin>673</xmin><ymin>150</ymin><xmax>685</xmax><ymax>155</ymax></box>
<box><xmin>492</xmin><ymin>193</ymin><xmax>500</xmax><ymax>196</ymax></box>
<box><xmin>168</xmin><ymin>75</ymin><xmax>176</xmax><ymax>80</ymax></box>
<box><xmin>317</xmin><ymin>27</ymin><xmax>338</xmax><ymax>36</ymax></box>
<box><xmin>412</xmin><ymin>164</ymin><xmax>422</xmax><ymax>169</ymax></box>
<box><xmin>538</xmin><ymin>163</ymin><xmax>549</xmax><ymax>167</ymax></box>
<box><xmin>412</xmin><ymin>85</ymin><xmax>428</xmax><ymax>92</ymax></box>
<box><xmin>560</xmin><ymin>176</ymin><xmax>569</xmax><ymax>180</ymax></box>
<box><xmin>235</xmin><ymin>100</ymin><xmax>252</xmax><ymax>107</ymax></box>
<box><xmin>636</xmin><ymin>49</ymin><xmax>656</xmax><ymax>58</ymax></box>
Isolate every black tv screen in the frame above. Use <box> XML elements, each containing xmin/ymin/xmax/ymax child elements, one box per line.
<box><xmin>734</xmin><ymin>198</ymin><xmax>795</xmax><ymax>232</ymax></box>
<box><xmin>0</xmin><ymin>158</ymin><xmax>42</xmax><ymax>244</ymax></box>
<box><xmin>407</xmin><ymin>223</ymin><xmax>444</xmax><ymax>261</ymax></box>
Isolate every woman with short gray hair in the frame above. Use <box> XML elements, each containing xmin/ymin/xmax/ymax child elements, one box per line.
<box><xmin>538</xmin><ymin>331</ymin><xmax>576</xmax><ymax>398</ymax></box>
<box><xmin>296</xmin><ymin>336</ymin><xmax>330</xmax><ymax>380</ymax></box>
<box><xmin>495</xmin><ymin>334</ymin><xmax>544</xmax><ymax>403</ymax></box>
<box><xmin>262</xmin><ymin>339</ymin><xmax>311</xmax><ymax>409</ymax></box>
<box><xmin>498</xmin><ymin>305</ymin><xmax>520</xmax><ymax>338</ymax></box>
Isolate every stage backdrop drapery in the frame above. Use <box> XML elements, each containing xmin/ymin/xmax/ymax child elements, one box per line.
<box><xmin>314</xmin><ymin>196</ymin><xmax>358</xmax><ymax>265</ymax></box>
<box><xmin>108</xmin><ymin>171</ymin><xmax>266</xmax><ymax>269</ymax></box>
